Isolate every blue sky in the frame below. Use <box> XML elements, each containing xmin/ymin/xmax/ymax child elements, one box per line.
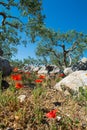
<box><xmin>43</xmin><ymin>0</ymin><xmax>87</xmax><ymax>32</ymax></box>
<box><xmin>12</xmin><ymin>0</ymin><xmax>87</xmax><ymax>60</ymax></box>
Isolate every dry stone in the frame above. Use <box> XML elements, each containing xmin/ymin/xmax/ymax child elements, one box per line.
<box><xmin>54</xmin><ymin>71</ymin><xmax>87</xmax><ymax>93</ymax></box>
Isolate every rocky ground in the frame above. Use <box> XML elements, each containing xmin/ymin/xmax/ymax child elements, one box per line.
<box><xmin>0</xmin><ymin>73</ymin><xmax>87</xmax><ymax>130</ymax></box>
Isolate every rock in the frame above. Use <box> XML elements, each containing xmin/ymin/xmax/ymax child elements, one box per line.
<box><xmin>49</xmin><ymin>67</ymin><xmax>60</xmax><ymax>74</ymax></box>
<box><xmin>64</xmin><ymin>57</ymin><xmax>87</xmax><ymax>75</ymax></box>
<box><xmin>54</xmin><ymin>71</ymin><xmax>87</xmax><ymax>93</ymax></box>
<box><xmin>56</xmin><ymin>116</ymin><xmax>62</xmax><ymax>121</ymax></box>
<box><xmin>6</xmin><ymin>127</ymin><xmax>14</xmax><ymax>130</ymax></box>
<box><xmin>18</xmin><ymin>95</ymin><xmax>26</xmax><ymax>102</ymax></box>
<box><xmin>64</xmin><ymin>67</ymin><xmax>73</xmax><ymax>75</ymax></box>
<box><xmin>1</xmin><ymin>80</ymin><xmax>9</xmax><ymax>90</ymax></box>
<box><xmin>71</xmin><ymin>57</ymin><xmax>87</xmax><ymax>71</ymax></box>
<box><xmin>32</xmin><ymin>66</ymin><xmax>40</xmax><ymax>72</ymax></box>
<box><xmin>46</xmin><ymin>65</ymin><xmax>54</xmax><ymax>74</ymax></box>
<box><xmin>0</xmin><ymin>49</ymin><xmax>12</xmax><ymax>90</ymax></box>
<box><xmin>80</xmin><ymin>57</ymin><xmax>87</xmax><ymax>63</ymax></box>
<box><xmin>38</xmin><ymin>66</ymin><xmax>48</xmax><ymax>74</ymax></box>
<box><xmin>0</xmin><ymin>56</ymin><xmax>12</xmax><ymax>77</ymax></box>
<box><xmin>38</xmin><ymin>65</ymin><xmax>60</xmax><ymax>75</ymax></box>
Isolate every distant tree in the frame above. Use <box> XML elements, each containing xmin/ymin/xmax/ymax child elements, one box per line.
<box><xmin>23</xmin><ymin>56</ymin><xmax>38</xmax><ymax>66</ymax></box>
<box><xmin>10</xmin><ymin>59</ymin><xmax>24</xmax><ymax>68</ymax></box>
<box><xmin>36</xmin><ymin>29</ymin><xmax>87</xmax><ymax>68</ymax></box>
<box><xmin>22</xmin><ymin>55</ymin><xmax>50</xmax><ymax>66</ymax></box>
<box><xmin>0</xmin><ymin>0</ymin><xmax>44</xmax><ymax>59</ymax></box>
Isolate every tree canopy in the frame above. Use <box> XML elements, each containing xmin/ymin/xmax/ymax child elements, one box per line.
<box><xmin>36</xmin><ymin>29</ymin><xmax>87</xmax><ymax>68</ymax></box>
<box><xmin>0</xmin><ymin>0</ymin><xmax>87</xmax><ymax>67</ymax></box>
<box><xmin>0</xmin><ymin>0</ymin><xmax>44</xmax><ymax>59</ymax></box>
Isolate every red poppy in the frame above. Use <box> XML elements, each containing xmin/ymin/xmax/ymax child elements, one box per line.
<box><xmin>15</xmin><ymin>83</ymin><xmax>24</xmax><ymax>89</ymax></box>
<box><xmin>59</xmin><ymin>73</ymin><xmax>65</xmax><ymax>77</ymax></box>
<box><xmin>39</xmin><ymin>75</ymin><xmax>45</xmax><ymax>79</ymax></box>
<box><xmin>35</xmin><ymin>79</ymin><xmax>43</xmax><ymax>83</ymax></box>
<box><xmin>11</xmin><ymin>74</ymin><xmax>22</xmax><ymax>81</ymax></box>
<box><xmin>46</xmin><ymin>109</ymin><xmax>57</xmax><ymax>118</ymax></box>
<box><xmin>13</xmin><ymin>67</ymin><xmax>18</xmax><ymax>72</ymax></box>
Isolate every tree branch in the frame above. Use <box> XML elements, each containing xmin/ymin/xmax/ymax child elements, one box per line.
<box><xmin>67</xmin><ymin>42</ymin><xmax>77</xmax><ymax>52</ymax></box>
<box><xmin>7</xmin><ymin>15</ymin><xmax>23</xmax><ymax>24</ymax></box>
<box><xmin>44</xmin><ymin>47</ymin><xmax>62</xmax><ymax>67</ymax></box>
<box><xmin>0</xmin><ymin>12</ymin><xmax>23</xmax><ymax>26</ymax></box>
<box><xmin>5</xmin><ymin>21</ymin><xmax>19</xmax><ymax>29</ymax></box>
<box><xmin>0</xmin><ymin>12</ymin><xmax>6</xmax><ymax>25</ymax></box>
<box><xmin>0</xmin><ymin>2</ymin><xmax>10</xmax><ymax>9</ymax></box>
<box><xmin>58</xmin><ymin>43</ymin><xmax>77</xmax><ymax>67</ymax></box>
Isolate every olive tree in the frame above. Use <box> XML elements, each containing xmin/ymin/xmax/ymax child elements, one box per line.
<box><xmin>0</xmin><ymin>0</ymin><xmax>44</xmax><ymax>59</ymax></box>
<box><xmin>36</xmin><ymin>28</ymin><xmax>87</xmax><ymax>68</ymax></box>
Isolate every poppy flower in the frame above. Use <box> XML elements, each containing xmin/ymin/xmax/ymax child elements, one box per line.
<box><xmin>59</xmin><ymin>73</ymin><xmax>65</xmax><ymax>77</ymax></box>
<box><xmin>46</xmin><ymin>109</ymin><xmax>57</xmax><ymax>118</ymax></box>
<box><xmin>11</xmin><ymin>74</ymin><xmax>22</xmax><ymax>81</ymax></box>
<box><xmin>15</xmin><ymin>83</ymin><xmax>24</xmax><ymax>89</ymax></box>
<box><xmin>13</xmin><ymin>67</ymin><xmax>18</xmax><ymax>72</ymax></box>
<box><xmin>39</xmin><ymin>75</ymin><xmax>45</xmax><ymax>79</ymax></box>
<box><xmin>35</xmin><ymin>79</ymin><xmax>43</xmax><ymax>83</ymax></box>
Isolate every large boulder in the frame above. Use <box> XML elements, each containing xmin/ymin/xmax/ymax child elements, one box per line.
<box><xmin>54</xmin><ymin>70</ymin><xmax>87</xmax><ymax>93</ymax></box>
<box><xmin>0</xmin><ymin>56</ymin><xmax>12</xmax><ymax>77</ymax></box>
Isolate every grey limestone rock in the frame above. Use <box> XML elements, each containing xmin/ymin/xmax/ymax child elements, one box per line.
<box><xmin>0</xmin><ymin>56</ymin><xmax>12</xmax><ymax>77</ymax></box>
